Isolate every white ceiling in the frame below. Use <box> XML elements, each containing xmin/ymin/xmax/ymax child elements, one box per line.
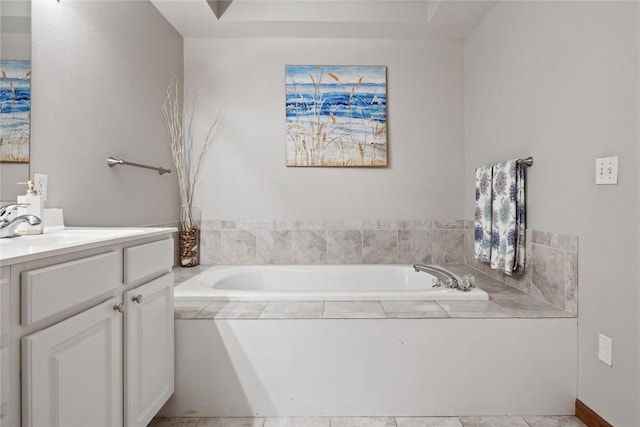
<box><xmin>150</xmin><ymin>0</ymin><xmax>497</xmax><ymax>39</ymax></box>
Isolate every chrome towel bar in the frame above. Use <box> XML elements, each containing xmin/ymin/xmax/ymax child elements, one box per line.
<box><xmin>107</xmin><ymin>157</ymin><xmax>171</xmax><ymax>175</ymax></box>
<box><xmin>516</xmin><ymin>156</ymin><xmax>534</xmax><ymax>166</ymax></box>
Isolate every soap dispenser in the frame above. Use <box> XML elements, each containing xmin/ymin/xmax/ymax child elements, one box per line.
<box><xmin>17</xmin><ymin>180</ymin><xmax>44</xmax><ymax>235</ymax></box>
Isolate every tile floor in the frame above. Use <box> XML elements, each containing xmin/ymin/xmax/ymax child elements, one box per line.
<box><xmin>149</xmin><ymin>416</ymin><xmax>586</xmax><ymax>427</ymax></box>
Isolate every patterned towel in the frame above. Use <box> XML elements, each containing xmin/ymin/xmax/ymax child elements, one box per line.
<box><xmin>514</xmin><ymin>163</ymin><xmax>526</xmax><ymax>274</ymax></box>
<box><xmin>474</xmin><ymin>165</ymin><xmax>493</xmax><ymax>262</ymax></box>
<box><xmin>490</xmin><ymin>160</ymin><xmax>526</xmax><ymax>275</ymax></box>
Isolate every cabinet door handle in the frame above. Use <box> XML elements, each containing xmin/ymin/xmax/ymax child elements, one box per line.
<box><xmin>113</xmin><ymin>303</ymin><xmax>124</xmax><ymax>313</ymax></box>
<box><xmin>132</xmin><ymin>294</ymin><xmax>143</xmax><ymax>304</ymax></box>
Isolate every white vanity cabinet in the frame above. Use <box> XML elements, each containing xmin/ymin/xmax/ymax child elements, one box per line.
<box><xmin>0</xmin><ymin>229</ymin><xmax>175</xmax><ymax>427</ymax></box>
<box><xmin>124</xmin><ymin>274</ymin><xmax>174</xmax><ymax>427</ymax></box>
<box><xmin>122</xmin><ymin>238</ymin><xmax>175</xmax><ymax>427</ymax></box>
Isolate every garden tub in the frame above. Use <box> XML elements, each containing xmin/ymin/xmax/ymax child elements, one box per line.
<box><xmin>173</xmin><ymin>264</ymin><xmax>489</xmax><ymax>301</ymax></box>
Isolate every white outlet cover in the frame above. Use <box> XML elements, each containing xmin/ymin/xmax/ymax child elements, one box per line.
<box><xmin>34</xmin><ymin>173</ymin><xmax>48</xmax><ymax>201</ymax></box>
<box><xmin>595</xmin><ymin>156</ymin><xmax>618</xmax><ymax>185</ymax></box>
<box><xmin>598</xmin><ymin>333</ymin><xmax>613</xmax><ymax>367</ymax></box>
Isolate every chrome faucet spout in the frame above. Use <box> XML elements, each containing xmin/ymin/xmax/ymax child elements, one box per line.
<box><xmin>0</xmin><ymin>214</ymin><xmax>42</xmax><ymax>238</ymax></box>
<box><xmin>0</xmin><ymin>203</ymin><xmax>29</xmax><ymax>221</ymax></box>
<box><xmin>412</xmin><ymin>264</ymin><xmax>461</xmax><ymax>290</ymax></box>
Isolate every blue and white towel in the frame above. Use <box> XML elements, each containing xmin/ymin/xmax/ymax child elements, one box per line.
<box><xmin>474</xmin><ymin>159</ymin><xmax>526</xmax><ymax>274</ymax></box>
<box><xmin>490</xmin><ymin>160</ymin><xmax>526</xmax><ymax>275</ymax></box>
<box><xmin>474</xmin><ymin>165</ymin><xmax>493</xmax><ymax>262</ymax></box>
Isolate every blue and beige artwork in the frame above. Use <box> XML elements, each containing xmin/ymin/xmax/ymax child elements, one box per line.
<box><xmin>0</xmin><ymin>60</ymin><xmax>31</xmax><ymax>163</ymax></box>
<box><xmin>286</xmin><ymin>65</ymin><xmax>387</xmax><ymax>167</ymax></box>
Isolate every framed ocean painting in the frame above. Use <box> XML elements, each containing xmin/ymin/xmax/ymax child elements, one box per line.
<box><xmin>0</xmin><ymin>60</ymin><xmax>31</xmax><ymax>163</ymax></box>
<box><xmin>286</xmin><ymin>65</ymin><xmax>387</xmax><ymax>167</ymax></box>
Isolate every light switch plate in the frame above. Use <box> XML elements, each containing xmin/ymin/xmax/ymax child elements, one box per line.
<box><xmin>595</xmin><ymin>157</ymin><xmax>618</xmax><ymax>185</ymax></box>
<box><xmin>598</xmin><ymin>333</ymin><xmax>613</xmax><ymax>366</ymax></box>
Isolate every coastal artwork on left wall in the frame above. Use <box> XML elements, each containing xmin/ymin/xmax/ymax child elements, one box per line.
<box><xmin>286</xmin><ymin>65</ymin><xmax>387</xmax><ymax>167</ymax></box>
<box><xmin>0</xmin><ymin>60</ymin><xmax>31</xmax><ymax>163</ymax></box>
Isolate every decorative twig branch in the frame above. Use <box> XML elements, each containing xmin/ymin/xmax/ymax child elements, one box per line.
<box><xmin>162</xmin><ymin>73</ymin><xmax>220</xmax><ymax>230</ymax></box>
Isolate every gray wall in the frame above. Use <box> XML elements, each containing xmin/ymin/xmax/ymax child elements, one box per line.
<box><xmin>465</xmin><ymin>2</ymin><xmax>639</xmax><ymax>425</ymax></box>
<box><xmin>31</xmin><ymin>0</ymin><xmax>183</xmax><ymax>226</ymax></box>
<box><xmin>184</xmin><ymin>38</ymin><xmax>465</xmax><ymax>221</ymax></box>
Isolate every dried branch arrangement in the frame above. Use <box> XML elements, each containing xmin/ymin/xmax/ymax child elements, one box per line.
<box><xmin>162</xmin><ymin>73</ymin><xmax>219</xmax><ymax>230</ymax></box>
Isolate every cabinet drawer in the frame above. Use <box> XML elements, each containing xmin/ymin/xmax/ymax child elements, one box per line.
<box><xmin>124</xmin><ymin>239</ymin><xmax>173</xmax><ymax>284</ymax></box>
<box><xmin>21</xmin><ymin>251</ymin><xmax>120</xmax><ymax>325</ymax></box>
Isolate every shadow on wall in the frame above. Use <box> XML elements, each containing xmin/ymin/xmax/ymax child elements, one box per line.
<box><xmin>160</xmin><ymin>320</ymin><xmax>275</xmax><ymax>417</ymax></box>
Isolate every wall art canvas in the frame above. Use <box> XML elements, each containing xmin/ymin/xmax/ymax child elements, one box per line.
<box><xmin>0</xmin><ymin>60</ymin><xmax>31</xmax><ymax>163</ymax></box>
<box><xmin>286</xmin><ymin>65</ymin><xmax>387</xmax><ymax>167</ymax></box>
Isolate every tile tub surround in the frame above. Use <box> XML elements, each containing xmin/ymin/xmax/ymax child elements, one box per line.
<box><xmin>173</xmin><ymin>264</ymin><xmax>574</xmax><ymax>319</ymax></box>
<box><xmin>149</xmin><ymin>416</ymin><xmax>586</xmax><ymax>427</ymax></box>
<box><xmin>192</xmin><ymin>219</ymin><xmax>577</xmax><ymax>315</ymax></box>
<box><xmin>197</xmin><ymin>220</ymin><xmax>465</xmax><ymax>266</ymax></box>
<box><xmin>464</xmin><ymin>222</ymin><xmax>578</xmax><ymax>315</ymax></box>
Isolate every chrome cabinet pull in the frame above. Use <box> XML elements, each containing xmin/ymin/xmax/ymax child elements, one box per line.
<box><xmin>132</xmin><ymin>295</ymin><xmax>143</xmax><ymax>304</ymax></box>
<box><xmin>113</xmin><ymin>303</ymin><xmax>124</xmax><ymax>313</ymax></box>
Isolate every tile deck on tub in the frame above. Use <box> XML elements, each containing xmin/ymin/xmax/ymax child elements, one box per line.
<box><xmin>172</xmin><ymin>265</ymin><xmax>574</xmax><ymax>320</ymax></box>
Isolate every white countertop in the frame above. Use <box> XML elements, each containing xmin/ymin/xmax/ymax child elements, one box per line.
<box><xmin>0</xmin><ymin>227</ymin><xmax>177</xmax><ymax>265</ymax></box>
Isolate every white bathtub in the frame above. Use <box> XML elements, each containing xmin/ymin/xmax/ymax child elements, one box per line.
<box><xmin>174</xmin><ymin>264</ymin><xmax>489</xmax><ymax>301</ymax></box>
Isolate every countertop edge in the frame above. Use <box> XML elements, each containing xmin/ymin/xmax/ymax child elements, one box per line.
<box><xmin>0</xmin><ymin>227</ymin><xmax>177</xmax><ymax>266</ymax></box>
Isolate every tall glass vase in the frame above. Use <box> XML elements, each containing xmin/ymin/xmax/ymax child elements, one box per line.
<box><xmin>179</xmin><ymin>225</ymin><xmax>200</xmax><ymax>267</ymax></box>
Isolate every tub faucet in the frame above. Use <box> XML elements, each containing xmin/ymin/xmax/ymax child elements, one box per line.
<box><xmin>413</xmin><ymin>264</ymin><xmax>476</xmax><ymax>292</ymax></box>
<box><xmin>413</xmin><ymin>264</ymin><xmax>461</xmax><ymax>290</ymax></box>
<box><xmin>0</xmin><ymin>214</ymin><xmax>42</xmax><ymax>238</ymax></box>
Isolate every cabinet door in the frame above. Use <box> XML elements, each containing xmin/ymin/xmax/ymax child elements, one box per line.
<box><xmin>22</xmin><ymin>297</ymin><xmax>123</xmax><ymax>427</ymax></box>
<box><xmin>124</xmin><ymin>273</ymin><xmax>174</xmax><ymax>427</ymax></box>
<box><xmin>0</xmin><ymin>268</ymin><xmax>8</xmax><ymax>427</ymax></box>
